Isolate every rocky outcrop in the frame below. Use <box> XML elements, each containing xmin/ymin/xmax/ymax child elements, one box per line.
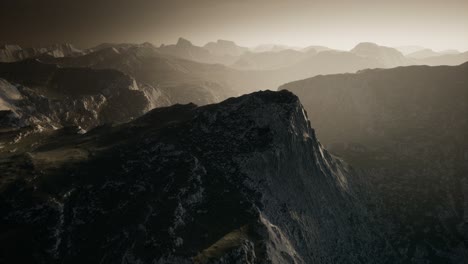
<box><xmin>0</xmin><ymin>90</ymin><xmax>396</xmax><ymax>263</ymax></box>
<box><xmin>0</xmin><ymin>44</ymin><xmax>83</xmax><ymax>62</ymax></box>
<box><xmin>0</xmin><ymin>60</ymin><xmax>170</xmax><ymax>130</ymax></box>
<box><xmin>0</xmin><ymin>44</ymin><xmax>23</xmax><ymax>62</ymax></box>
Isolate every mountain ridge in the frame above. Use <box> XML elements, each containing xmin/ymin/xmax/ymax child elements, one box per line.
<box><xmin>0</xmin><ymin>90</ymin><xmax>397</xmax><ymax>263</ymax></box>
<box><xmin>279</xmin><ymin>62</ymin><xmax>468</xmax><ymax>262</ymax></box>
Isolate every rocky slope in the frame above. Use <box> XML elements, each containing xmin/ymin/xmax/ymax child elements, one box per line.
<box><xmin>0</xmin><ymin>59</ymin><xmax>170</xmax><ymax>131</ymax></box>
<box><xmin>0</xmin><ymin>90</ymin><xmax>397</xmax><ymax>263</ymax></box>
<box><xmin>280</xmin><ymin>62</ymin><xmax>468</xmax><ymax>263</ymax></box>
<box><xmin>0</xmin><ymin>44</ymin><xmax>83</xmax><ymax>62</ymax></box>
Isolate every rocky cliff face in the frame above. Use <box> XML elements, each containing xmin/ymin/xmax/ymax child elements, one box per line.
<box><xmin>280</xmin><ymin>62</ymin><xmax>468</xmax><ymax>263</ymax></box>
<box><xmin>0</xmin><ymin>90</ymin><xmax>396</xmax><ymax>263</ymax></box>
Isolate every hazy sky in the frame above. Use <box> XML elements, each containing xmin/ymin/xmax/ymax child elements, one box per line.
<box><xmin>1</xmin><ymin>0</ymin><xmax>467</xmax><ymax>51</ymax></box>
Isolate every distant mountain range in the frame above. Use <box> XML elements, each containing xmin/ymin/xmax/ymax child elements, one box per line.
<box><xmin>153</xmin><ymin>39</ymin><xmax>468</xmax><ymax>69</ymax></box>
<box><xmin>395</xmin><ymin>45</ymin><xmax>461</xmax><ymax>57</ymax></box>
<box><xmin>1</xmin><ymin>40</ymin><xmax>466</xmax><ymax>130</ymax></box>
<box><xmin>1</xmin><ymin>39</ymin><xmax>467</xmax><ymax>134</ymax></box>
<box><xmin>2</xmin><ymin>40</ymin><xmax>467</xmax><ymax>89</ymax></box>
<box><xmin>2</xmin><ymin>40</ymin><xmax>466</xmax><ymax>69</ymax></box>
<box><xmin>406</xmin><ymin>48</ymin><xmax>460</xmax><ymax>59</ymax></box>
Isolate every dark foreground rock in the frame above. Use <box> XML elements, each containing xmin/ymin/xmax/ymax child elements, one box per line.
<box><xmin>0</xmin><ymin>90</ymin><xmax>396</xmax><ymax>263</ymax></box>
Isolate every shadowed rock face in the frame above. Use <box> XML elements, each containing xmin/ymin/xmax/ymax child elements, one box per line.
<box><xmin>0</xmin><ymin>60</ymin><xmax>170</xmax><ymax>130</ymax></box>
<box><xmin>0</xmin><ymin>90</ymin><xmax>396</xmax><ymax>264</ymax></box>
<box><xmin>280</xmin><ymin>62</ymin><xmax>468</xmax><ymax>263</ymax></box>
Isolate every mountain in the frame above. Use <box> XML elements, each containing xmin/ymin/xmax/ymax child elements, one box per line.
<box><xmin>412</xmin><ymin>51</ymin><xmax>468</xmax><ymax>66</ymax></box>
<box><xmin>206</xmin><ymin>49</ymin><xmax>388</xmax><ymax>93</ymax></box>
<box><xmin>40</xmin><ymin>43</ymin><xmax>390</xmax><ymax>95</ymax></box>
<box><xmin>230</xmin><ymin>49</ymin><xmax>316</xmax><ymax>71</ymax></box>
<box><xmin>301</xmin><ymin>45</ymin><xmax>333</xmax><ymax>53</ymax></box>
<box><xmin>407</xmin><ymin>48</ymin><xmax>442</xmax><ymax>59</ymax></box>
<box><xmin>231</xmin><ymin>42</ymin><xmax>409</xmax><ymax>85</ymax></box>
<box><xmin>279</xmin><ymin>62</ymin><xmax>468</xmax><ymax>263</ymax></box>
<box><xmin>13</xmin><ymin>40</ymin><xmax>465</xmax><ymax>107</ymax></box>
<box><xmin>245</xmin><ymin>50</ymin><xmax>385</xmax><ymax>89</ymax></box>
<box><xmin>251</xmin><ymin>44</ymin><xmax>301</xmax><ymax>53</ymax></box>
<box><xmin>394</xmin><ymin>45</ymin><xmax>426</xmax><ymax>55</ymax></box>
<box><xmin>440</xmin><ymin>49</ymin><xmax>461</xmax><ymax>55</ymax></box>
<box><xmin>88</xmin><ymin>42</ymin><xmax>153</xmax><ymax>53</ymax></box>
<box><xmin>209</xmin><ymin>49</ymin><xmax>388</xmax><ymax>93</ymax></box>
<box><xmin>43</xmin><ymin>44</ymin><xmax>277</xmax><ymax>95</ymax></box>
<box><xmin>203</xmin><ymin>39</ymin><xmax>248</xmax><ymax>57</ymax></box>
<box><xmin>351</xmin><ymin>42</ymin><xmax>407</xmax><ymax>67</ymax></box>
<box><xmin>0</xmin><ymin>44</ymin><xmax>83</xmax><ymax>62</ymax></box>
<box><xmin>158</xmin><ymin>38</ymin><xmax>237</xmax><ymax>65</ymax></box>
<box><xmin>408</xmin><ymin>48</ymin><xmax>461</xmax><ymax>59</ymax></box>
<box><xmin>39</xmin><ymin>45</ymin><xmax>242</xmax><ymax>103</ymax></box>
<box><xmin>158</xmin><ymin>38</ymin><xmax>211</xmax><ymax>62</ymax></box>
<box><xmin>0</xmin><ymin>59</ymin><xmax>169</xmax><ymax>131</ymax></box>
<box><xmin>0</xmin><ymin>90</ymin><xmax>397</xmax><ymax>263</ymax></box>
